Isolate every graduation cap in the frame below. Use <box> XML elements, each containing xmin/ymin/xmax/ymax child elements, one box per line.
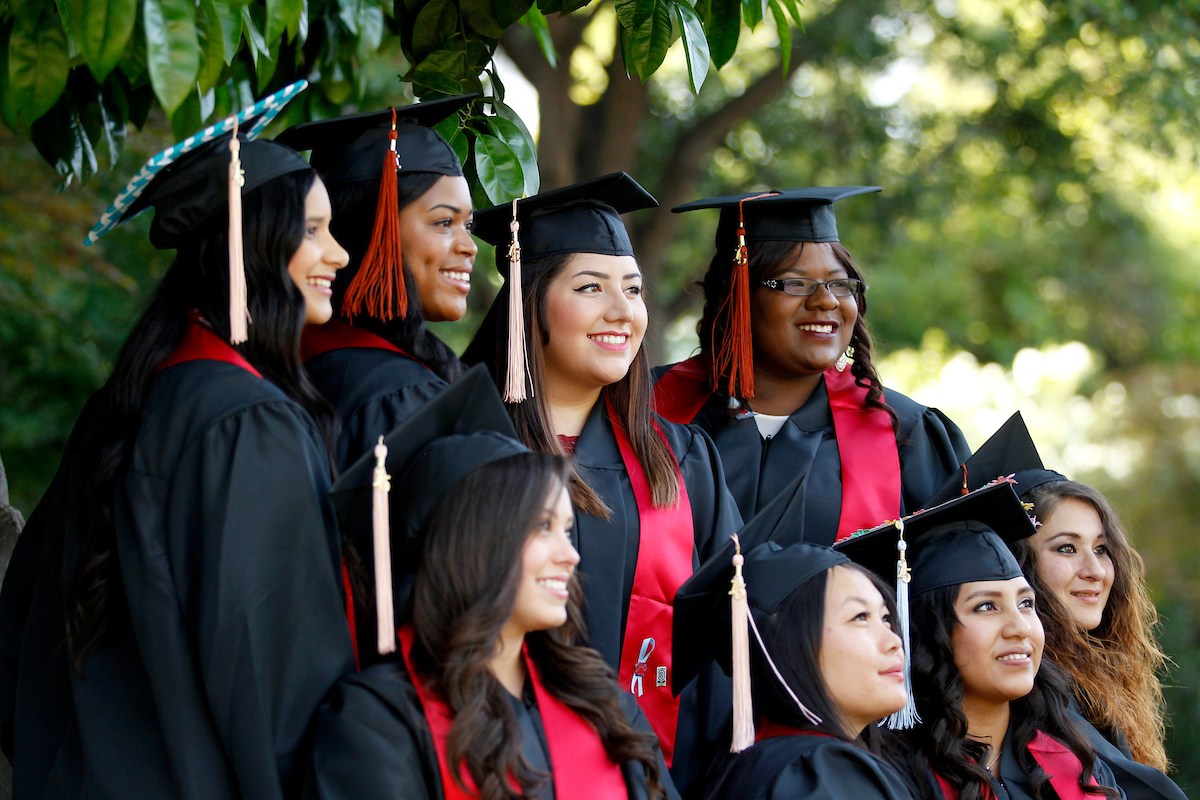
<box><xmin>331</xmin><ymin>364</ymin><xmax>529</xmax><ymax>655</ymax></box>
<box><xmin>469</xmin><ymin>172</ymin><xmax>659</xmax><ymax>402</ymax></box>
<box><xmin>834</xmin><ymin>480</ymin><xmax>1038</xmax><ymax>727</ymax></box>
<box><xmin>923</xmin><ymin>412</ymin><xmax>1048</xmax><ymax>508</ymax></box>
<box><xmin>274</xmin><ymin>94</ymin><xmax>477</xmax><ymax>323</ymax></box>
<box><xmin>669</xmin><ymin>187</ymin><xmax>881</xmax><ymax>400</ymax></box>
<box><xmin>84</xmin><ymin>80</ymin><xmax>310</xmax><ymax>343</ymax></box>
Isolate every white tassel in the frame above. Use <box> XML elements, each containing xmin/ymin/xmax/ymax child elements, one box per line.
<box><xmin>729</xmin><ymin>534</ymin><xmax>754</xmax><ymax>752</ymax></box>
<box><xmin>372</xmin><ymin>436</ymin><xmax>396</xmax><ymax>654</ymax></box>
<box><xmin>886</xmin><ymin>519</ymin><xmax>920</xmax><ymax>729</ymax></box>
<box><xmin>227</xmin><ymin>119</ymin><xmax>249</xmax><ymax>344</ymax></box>
<box><xmin>503</xmin><ymin>199</ymin><xmax>529</xmax><ymax>403</ymax></box>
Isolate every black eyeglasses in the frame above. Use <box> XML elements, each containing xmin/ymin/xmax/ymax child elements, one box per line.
<box><xmin>759</xmin><ymin>278</ymin><xmax>863</xmax><ymax>297</ymax></box>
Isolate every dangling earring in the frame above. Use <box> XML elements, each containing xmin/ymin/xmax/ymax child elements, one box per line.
<box><xmin>835</xmin><ymin>346</ymin><xmax>852</xmax><ymax>373</ymax></box>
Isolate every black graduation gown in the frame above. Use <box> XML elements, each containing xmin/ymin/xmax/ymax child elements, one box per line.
<box><xmin>707</xmin><ymin>734</ymin><xmax>915</xmax><ymax>800</ymax></box>
<box><xmin>305</xmin><ymin>346</ymin><xmax>447</xmax><ymax>473</ymax></box>
<box><xmin>304</xmin><ymin>659</ymin><xmax>681</xmax><ymax>800</ymax></box>
<box><xmin>571</xmin><ymin>401</ymin><xmax>743</xmax><ymax>797</ymax></box>
<box><xmin>669</xmin><ymin>376</ymin><xmax>969</xmax><ymax>547</ymax></box>
<box><xmin>924</xmin><ymin>729</ymin><xmax>1122</xmax><ymax>800</ymax></box>
<box><xmin>0</xmin><ymin>360</ymin><xmax>356</xmax><ymax>800</ymax></box>
<box><xmin>1065</xmin><ymin>707</ymin><xmax>1187</xmax><ymax>800</ymax></box>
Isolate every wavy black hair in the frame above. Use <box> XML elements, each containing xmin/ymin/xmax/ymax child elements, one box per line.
<box><xmin>697</xmin><ymin>239</ymin><xmax>896</xmax><ymax>424</ymax></box>
<box><xmin>326</xmin><ymin>172</ymin><xmax>464</xmax><ymax>382</ymax></box>
<box><xmin>904</xmin><ymin>584</ymin><xmax>1120</xmax><ymax>800</ymax></box>
<box><xmin>406</xmin><ymin>452</ymin><xmax>666</xmax><ymax>800</ymax></box>
<box><xmin>66</xmin><ymin>168</ymin><xmax>338</xmax><ymax>670</ymax></box>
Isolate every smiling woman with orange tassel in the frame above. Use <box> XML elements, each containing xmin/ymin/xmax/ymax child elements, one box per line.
<box><xmin>274</xmin><ymin>96</ymin><xmax>480</xmax><ymax>477</ymax></box>
<box><xmin>654</xmin><ymin>188</ymin><xmax>970</xmax><ymax>548</ymax></box>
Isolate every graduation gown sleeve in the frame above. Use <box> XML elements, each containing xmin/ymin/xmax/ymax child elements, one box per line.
<box><xmin>710</xmin><ymin>736</ymin><xmax>914</xmax><ymax>800</ymax></box>
<box><xmin>1065</xmin><ymin>707</ymin><xmax>1187</xmax><ymax>800</ymax></box>
<box><xmin>305</xmin><ymin>347</ymin><xmax>448</xmax><ymax>472</ymax></box>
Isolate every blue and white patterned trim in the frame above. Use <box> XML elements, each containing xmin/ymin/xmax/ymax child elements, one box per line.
<box><xmin>84</xmin><ymin>80</ymin><xmax>308</xmax><ymax>246</ymax></box>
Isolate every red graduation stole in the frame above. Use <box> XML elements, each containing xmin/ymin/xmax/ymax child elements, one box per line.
<box><xmin>651</xmin><ymin>355</ymin><xmax>900</xmax><ymax>542</ymax></box>
<box><xmin>934</xmin><ymin>731</ymin><xmax>1099</xmax><ymax>800</ymax></box>
<box><xmin>299</xmin><ymin>318</ymin><xmax>422</xmax><ymax>364</ymax></box>
<box><xmin>606</xmin><ymin>396</ymin><xmax>694</xmax><ymax>766</ymax></box>
<box><xmin>397</xmin><ymin>626</ymin><xmax>627</xmax><ymax>800</ymax></box>
<box><xmin>158</xmin><ymin>318</ymin><xmax>362</xmax><ymax>668</ymax></box>
<box><xmin>157</xmin><ymin>318</ymin><xmax>263</xmax><ymax>377</ymax></box>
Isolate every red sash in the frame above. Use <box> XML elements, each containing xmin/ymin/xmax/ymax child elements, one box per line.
<box><xmin>156</xmin><ymin>319</ymin><xmax>263</xmax><ymax>377</ymax></box>
<box><xmin>606</xmin><ymin>396</ymin><xmax>694</xmax><ymax>766</ymax></box>
<box><xmin>397</xmin><ymin>626</ymin><xmax>626</xmax><ymax>800</ymax></box>
<box><xmin>934</xmin><ymin>731</ymin><xmax>1098</xmax><ymax>800</ymax></box>
<box><xmin>652</xmin><ymin>356</ymin><xmax>900</xmax><ymax>543</ymax></box>
<box><xmin>823</xmin><ymin>369</ymin><xmax>901</xmax><ymax>541</ymax></box>
<box><xmin>300</xmin><ymin>318</ymin><xmax>421</xmax><ymax>364</ymax></box>
<box><xmin>754</xmin><ymin>720</ymin><xmax>831</xmax><ymax>742</ymax></box>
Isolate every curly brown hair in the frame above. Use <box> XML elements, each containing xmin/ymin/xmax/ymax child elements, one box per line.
<box><xmin>696</xmin><ymin>239</ymin><xmax>896</xmax><ymax>424</ymax></box>
<box><xmin>1013</xmin><ymin>480</ymin><xmax>1169</xmax><ymax>771</ymax></box>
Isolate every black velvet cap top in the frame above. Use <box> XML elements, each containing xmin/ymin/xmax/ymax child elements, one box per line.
<box><xmin>835</xmin><ymin>481</ymin><xmax>1038</xmax><ymax>597</ymax></box>
<box><xmin>274</xmin><ymin>94</ymin><xmax>477</xmax><ymax>187</ymax></box>
<box><xmin>123</xmin><ymin>136</ymin><xmax>310</xmax><ymax>250</ymax></box>
<box><xmin>672</xmin><ymin>186</ymin><xmax>881</xmax><ymax>246</ymax></box>
<box><xmin>331</xmin><ymin>365</ymin><xmax>529</xmax><ymax>567</ymax></box>
<box><xmin>923</xmin><ymin>412</ymin><xmax>1044</xmax><ymax>508</ymax></box>
<box><xmin>472</xmin><ymin>172</ymin><xmax>658</xmax><ymax>274</ymax></box>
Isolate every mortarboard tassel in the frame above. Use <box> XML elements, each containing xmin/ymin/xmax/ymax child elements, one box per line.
<box><xmin>343</xmin><ymin>108</ymin><xmax>407</xmax><ymax>322</ymax></box>
<box><xmin>711</xmin><ymin>193</ymin><xmax>777</xmax><ymax>400</ymax></box>
<box><xmin>504</xmin><ymin>199</ymin><xmax>529</xmax><ymax>403</ymax></box>
<box><xmin>228</xmin><ymin>119</ymin><xmax>249</xmax><ymax>344</ymax></box>
<box><xmin>886</xmin><ymin>518</ymin><xmax>920</xmax><ymax>729</ymax></box>
<box><xmin>729</xmin><ymin>534</ymin><xmax>755</xmax><ymax>752</ymax></box>
<box><xmin>372</xmin><ymin>435</ymin><xmax>397</xmax><ymax>654</ymax></box>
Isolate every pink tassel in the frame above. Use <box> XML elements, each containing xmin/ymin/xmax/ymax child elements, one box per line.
<box><xmin>372</xmin><ymin>436</ymin><xmax>396</xmax><ymax>654</ymax></box>
<box><xmin>228</xmin><ymin>119</ymin><xmax>249</xmax><ymax>344</ymax></box>
<box><xmin>729</xmin><ymin>534</ymin><xmax>754</xmax><ymax>752</ymax></box>
<box><xmin>504</xmin><ymin>199</ymin><xmax>529</xmax><ymax>403</ymax></box>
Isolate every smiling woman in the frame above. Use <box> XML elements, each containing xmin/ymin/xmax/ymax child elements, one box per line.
<box><xmin>272</xmin><ymin>96</ymin><xmax>477</xmax><ymax>484</ymax></box>
<box><xmin>463</xmin><ymin>173</ymin><xmax>743</xmax><ymax>797</ymax></box>
<box><xmin>656</xmin><ymin>188</ymin><xmax>970</xmax><ymax>548</ymax></box>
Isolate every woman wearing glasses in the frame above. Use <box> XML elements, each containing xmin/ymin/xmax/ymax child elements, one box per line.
<box><xmin>656</xmin><ymin>188</ymin><xmax>970</xmax><ymax>547</ymax></box>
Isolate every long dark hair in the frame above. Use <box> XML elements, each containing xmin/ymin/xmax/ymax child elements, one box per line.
<box><xmin>462</xmin><ymin>253</ymin><xmax>678</xmax><ymax>518</ymax></box>
<box><xmin>406</xmin><ymin>452</ymin><xmax>666</xmax><ymax>800</ymax></box>
<box><xmin>701</xmin><ymin>563</ymin><xmax>909</xmax><ymax>800</ymax></box>
<box><xmin>697</xmin><ymin>239</ymin><xmax>896</xmax><ymax>423</ymax></box>
<box><xmin>66</xmin><ymin>168</ymin><xmax>338</xmax><ymax>670</ymax></box>
<box><xmin>1014</xmin><ymin>481</ymin><xmax>1168</xmax><ymax>770</ymax></box>
<box><xmin>326</xmin><ymin>173</ymin><xmax>463</xmax><ymax>382</ymax></box>
<box><xmin>905</xmin><ymin>584</ymin><xmax>1119</xmax><ymax>800</ymax></box>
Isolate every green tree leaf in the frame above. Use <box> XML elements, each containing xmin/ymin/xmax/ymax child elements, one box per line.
<box><xmin>493</xmin><ymin>0</ymin><xmax>534</xmax><ymax>27</ymax></box>
<box><xmin>615</xmin><ymin>0</ymin><xmax>673</xmax><ymax>81</ymax></box>
<box><xmin>520</xmin><ymin>5</ymin><xmax>556</xmax><ymax>67</ymax></box>
<box><xmin>354</xmin><ymin>3</ymin><xmax>385</xmax><ymax>61</ymax></box>
<box><xmin>473</xmin><ymin>131</ymin><xmax>524</xmax><ymax>204</ymax></box>
<box><xmin>213</xmin><ymin>0</ymin><xmax>244</xmax><ymax>65</ymax></box>
<box><xmin>240</xmin><ymin>4</ymin><xmax>269</xmax><ymax>67</ymax></box>
<box><xmin>412</xmin><ymin>0</ymin><xmax>457</xmax><ymax>61</ymax></box>
<box><xmin>704</xmin><ymin>0</ymin><xmax>739</xmax><ymax>69</ymax></box>
<box><xmin>446</xmin><ymin>127</ymin><xmax>468</xmax><ymax>166</ymax></box>
<box><xmin>144</xmin><ymin>0</ymin><xmax>200</xmax><ymax>116</ymax></box>
<box><xmin>767</xmin><ymin>0</ymin><xmax>789</xmax><ymax>72</ymax></box>
<box><xmin>196</xmin><ymin>0</ymin><xmax>226</xmax><ymax>93</ymax></box>
<box><xmin>460</xmin><ymin>0</ymin><xmax>507</xmax><ymax>40</ymax></box>
<box><xmin>72</xmin><ymin>0</ymin><xmax>138</xmax><ymax>83</ymax></box>
<box><xmin>265</xmin><ymin>0</ymin><xmax>302</xmax><ymax>48</ymax></box>
<box><xmin>674</xmin><ymin>1</ymin><xmax>709</xmax><ymax>93</ymax></box>
<box><xmin>4</xmin><ymin>7</ymin><xmax>70</xmax><ymax>132</ymax></box>
<box><xmin>483</xmin><ymin>114</ymin><xmax>538</xmax><ymax>195</ymax></box>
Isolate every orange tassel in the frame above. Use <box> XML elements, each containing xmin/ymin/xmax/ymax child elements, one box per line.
<box><xmin>343</xmin><ymin>108</ymin><xmax>407</xmax><ymax>322</ymax></box>
<box><xmin>711</xmin><ymin>193</ymin><xmax>776</xmax><ymax>399</ymax></box>
<box><xmin>504</xmin><ymin>199</ymin><xmax>529</xmax><ymax>402</ymax></box>
<box><xmin>960</xmin><ymin>464</ymin><xmax>969</xmax><ymax>496</ymax></box>
<box><xmin>228</xmin><ymin>119</ymin><xmax>249</xmax><ymax>344</ymax></box>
